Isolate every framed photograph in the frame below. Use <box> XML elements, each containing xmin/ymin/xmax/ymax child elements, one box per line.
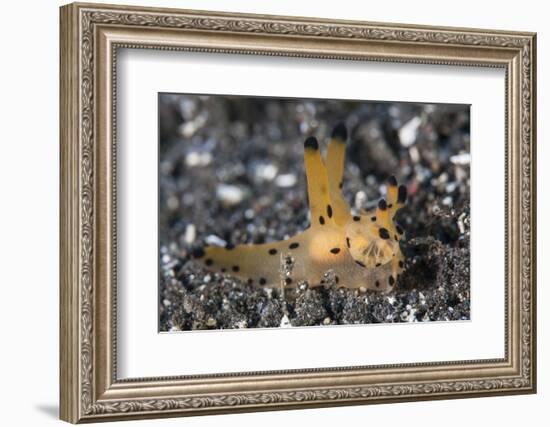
<box><xmin>60</xmin><ymin>2</ymin><xmax>537</xmax><ymax>423</ymax></box>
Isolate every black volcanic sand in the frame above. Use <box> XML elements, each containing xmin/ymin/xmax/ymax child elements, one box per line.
<box><xmin>158</xmin><ymin>95</ymin><xmax>470</xmax><ymax>331</ymax></box>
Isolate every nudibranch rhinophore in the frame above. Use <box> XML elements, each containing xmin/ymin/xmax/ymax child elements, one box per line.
<box><xmin>193</xmin><ymin>123</ymin><xmax>407</xmax><ymax>291</ymax></box>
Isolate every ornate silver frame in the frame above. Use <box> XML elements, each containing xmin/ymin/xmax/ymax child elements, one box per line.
<box><xmin>60</xmin><ymin>2</ymin><xmax>536</xmax><ymax>423</ymax></box>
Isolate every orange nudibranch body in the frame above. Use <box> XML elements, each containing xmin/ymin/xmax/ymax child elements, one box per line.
<box><xmin>193</xmin><ymin>123</ymin><xmax>407</xmax><ymax>291</ymax></box>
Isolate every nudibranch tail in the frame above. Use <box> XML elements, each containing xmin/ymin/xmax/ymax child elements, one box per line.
<box><xmin>194</xmin><ymin>123</ymin><xmax>408</xmax><ymax>291</ymax></box>
<box><xmin>193</xmin><ymin>233</ymin><xmax>311</xmax><ymax>287</ymax></box>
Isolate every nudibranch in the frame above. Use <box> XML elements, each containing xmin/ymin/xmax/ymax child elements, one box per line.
<box><xmin>193</xmin><ymin>123</ymin><xmax>407</xmax><ymax>291</ymax></box>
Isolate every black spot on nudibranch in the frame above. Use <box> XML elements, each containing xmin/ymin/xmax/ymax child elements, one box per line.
<box><xmin>335</xmin><ymin>275</ymin><xmax>339</xmax><ymax>284</ymax></box>
<box><xmin>331</xmin><ymin>122</ymin><xmax>348</xmax><ymax>141</ymax></box>
<box><xmin>389</xmin><ymin>275</ymin><xmax>395</xmax><ymax>286</ymax></box>
<box><xmin>388</xmin><ymin>175</ymin><xmax>398</xmax><ymax>187</ymax></box>
<box><xmin>232</xmin><ymin>265</ymin><xmax>240</xmax><ymax>272</ymax></box>
<box><xmin>398</xmin><ymin>185</ymin><xmax>407</xmax><ymax>204</ymax></box>
<box><xmin>304</xmin><ymin>136</ymin><xmax>319</xmax><ymax>150</ymax></box>
<box><xmin>327</xmin><ymin>204</ymin><xmax>333</xmax><ymax>218</ymax></box>
<box><xmin>379</xmin><ymin>228</ymin><xmax>390</xmax><ymax>239</ymax></box>
<box><xmin>259</xmin><ymin>278</ymin><xmax>267</xmax><ymax>285</ymax></box>
<box><xmin>353</xmin><ymin>216</ymin><xmax>361</xmax><ymax>222</ymax></box>
<box><xmin>330</xmin><ymin>247</ymin><xmax>341</xmax><ymax>254</ymax></box>
<box><xmin>268</xmin><ymin>248</ymin><xmax>277</xmax><ymax>255</ymax></box>
<box><xmin>378</xmin><ymin>199</ymin><xmax>387</xmax><ymax>210</ymax></box>
<box><xmin>394</xmin><ymin>235</ymin><xmax>399</xmax><ymax>241</ymax></box>
<box><xmin>375</xmin><ymin>263</ymin><xmax>381</xmax><ymax>267</ymax></box>
<box><xmin>346</xmin><ymin>237</ymin><xmax>350</xmax><ymax>248</ymax></box>
<box><xmin>285</xmin><ymin>278</ymin><xmax>292</xmax><ymax>285</ymax></box>
<box><xmin>396</xmin><ymin>225</ymin><xmax>404</xmax><ymax>235</ymax></box>
<box><xmin>371</xmin><ymin>216</ymin><xmax>376</xmax><ymax>222</ymax></box>
<box><xmin>289</xmin><ymin>242</ymin><xmax>300</xmax><ymax>249</ymax></box>
<box><xmin>375</xmin><ymin>280</ymin><xmax>380</xmax><ymax>288</ymax></box>
<box><xmin>355</xmin><ymin>260</ymin><xmax>366</xmax><ymax>268</ymax></box>
<box><xmin>205</xmin><ymin>259</ymin><xmax>213</xmax><ymax>266</ymax></box>
<box><xmin>399</xmin><ymin>261</ymin><xmax>404</xmax><ymax>268</ymax></box>
<box><xmin>339</xmin><ymin>181</ymin><xmax>343</xmax><ymax>189</ymax></box>
<box><xmin>319</xmin><ymin>216</ymin><xmax>325</xmax><ymax>225</ymax></box>
<box><xmin>247</xmin><ymin>278</ymin><xmax>253</xmax><ymax>284</ymax></box>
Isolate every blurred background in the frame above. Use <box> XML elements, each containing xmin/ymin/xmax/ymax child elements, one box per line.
<box><xmin>158</xmin><ymin>94</ymin><xmax>471</xmax><ymax>331</ymax></box>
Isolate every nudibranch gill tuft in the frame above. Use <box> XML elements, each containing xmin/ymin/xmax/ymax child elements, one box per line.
<box><xmin>193</xmin><ymin>123</ymin><xmax>408</xmax><ymax>291</ymax></box>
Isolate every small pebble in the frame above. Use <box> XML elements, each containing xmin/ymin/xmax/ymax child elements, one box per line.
<box><xmin>185</xmin><ymin>150</ymin><xmax>212</xmax><ymax>167</ymax></box>
<box><xmin>450</xmin><ymin>153</ymin><xmax>471</xmax><ymax>165</ymax></box>
<box><xmin>254</xmin><ymin>163</ymin><xmax>278</xmax><ymax>181</ymax></box>
<box><xmin>280</xmin><ymin>315</ymin><xmax>291</xmax><ymax>328</ymax></box>
<box><xmin>183</xmin><ymin>224</ymin><xmax>196</xmax><ymax>244</ymax></box>
<box><xmin>442</xmin><ymin>196</ymin><xmax>453</xmax><ymax>206</ymax></box>
<box><xmin>275</xmin><ymin>173</ymin><xmax>297</xmax><ymax>188</ymax></box>
<box><xmin>398</xmin><ymin>116</ymin><xmax>422</xmax><ymax>147</ymax></box>
<box><xmin>216</xmin><ymin>184</ymin><xmax>246</xmax><ymax>206</ymax></box>
<box><xmin>354</xmin><ymin>191</ymin><xmax>367</xmax><ymax>210</ymax></box>
<box><xmin>244</xmin><ymin>209</ymin><xmax>255</xmax><ymax>219</ymax></box>
<box><xmin>205</xmin><ymin>235</ymin><xmax>227</xmax><ymax>247</ymax></box>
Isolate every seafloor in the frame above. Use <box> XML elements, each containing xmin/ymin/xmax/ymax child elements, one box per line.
<box><xmin>158</xmin><ymin>95</ymin><xmax>470</xmax><ymax>331</ymax></box>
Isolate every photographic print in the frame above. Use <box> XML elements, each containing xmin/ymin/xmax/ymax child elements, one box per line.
<box><xmin>159</xmin><ymin>94</ymin><xmax>471</xmax><ymax>331</ymax></box>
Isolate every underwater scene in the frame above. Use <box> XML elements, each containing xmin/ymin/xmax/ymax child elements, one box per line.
<box><xmin>159</xmin><ymin>94</ymin><xmax>470</xmax><ymax>331</ymax></box>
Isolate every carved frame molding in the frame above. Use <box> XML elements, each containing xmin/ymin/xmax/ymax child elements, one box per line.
<box><xmin>60</xmin><ymin>2</ymin><xmax>536</xmax><ymax>423</ymax></box>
